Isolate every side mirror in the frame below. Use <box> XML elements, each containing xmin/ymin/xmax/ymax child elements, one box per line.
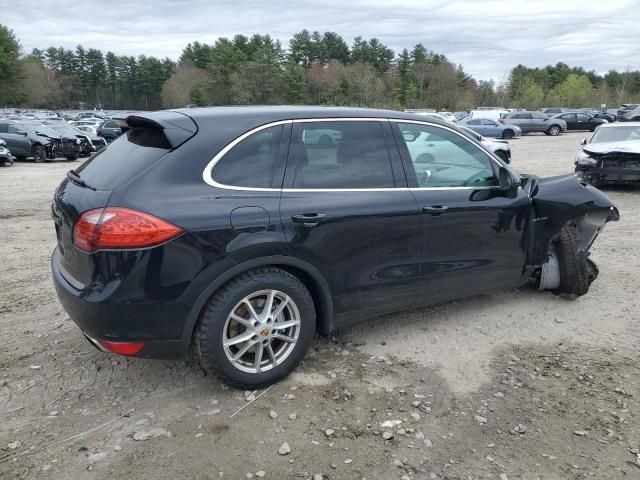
<box><xmin>580</xmin><ymin>138</ymin><xmax>588</xmax><ymax>145</ymax></box>
<box><xmin>498</xmin><ymin>166</ymin><xmax>518</xmax><ymax>191</ymax></box>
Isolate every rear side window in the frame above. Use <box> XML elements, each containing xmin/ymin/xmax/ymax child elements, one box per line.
<box><xmin>212</xmin><ymin>124</ymin><xmax>283</xmax><ymax>188</ymax></box>
<box><xmin>291</xmin><ymin>121</ymin><xmax>394</xmax><ymax>189</ymax></box>
<box><xmin>75</xmin><ymin>127</ymin><xmax>171</xmax><ymax>190</ymax></box>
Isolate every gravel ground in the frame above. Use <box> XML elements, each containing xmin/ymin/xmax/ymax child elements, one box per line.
<box><xmin>1</xmin><ymin>132</ymin><xmax>639</xmax><ymax>479</ymax></box>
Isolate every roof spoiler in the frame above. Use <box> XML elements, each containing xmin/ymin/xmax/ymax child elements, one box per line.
<box><xmin>125</xmin><ymin>112</ymin><xmax>198</xmax><ymax>149</ymax></box>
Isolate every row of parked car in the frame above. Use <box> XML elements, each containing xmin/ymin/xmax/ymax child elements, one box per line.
<box><xmin>409</xmin><ymin>105</ymin><xmax>639</xmax><ymax>141</ymax></box>
<box><xmin>0</xmin><ymin>111</ymin><xmax>128</xmax><ymax>165</ymax></box>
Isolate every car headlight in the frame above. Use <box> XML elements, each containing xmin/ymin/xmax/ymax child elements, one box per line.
<box><xmin>575</xmin><ymin>151</ymin><xmax>598</xmax><ymax>166</ymax></box>
<box><xmin>76</xmin><ymin>138</ymin><xmax>81</xmax><ymax>145</ymax></box>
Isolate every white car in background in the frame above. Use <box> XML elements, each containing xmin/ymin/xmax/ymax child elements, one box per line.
<box><xmin>458</xmin><ymin>125</ymin><xmax>512</xmax><ymax>163</ymax></box>
<box><xmin>70</xmin><ymin>119</ymin><xmax>103</xmax><ymax>129</ymax></box>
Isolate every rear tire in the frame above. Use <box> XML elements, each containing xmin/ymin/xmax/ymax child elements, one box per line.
<box><xmin>548</xmin><ymin>125</ymin><xmax>561</xmax><ymax>136</ymax></box>
<box><xmin>32</xmin><ymin>145</ymin><xmax>46</xmax><ymax>163</ymax></box>
<box><xmin>195</xmin><ymin>267</ymin><xmax>316</xmax><ymax>389</ymax></box>
<box><xmin>553</xmin><ymin>224</ymin><xmax>596</xmax><ymax>297</ymax></box>
<box><xmin>501</xmin><ymin>129</ymin><xmax>514</xmax><ymax>140</ymax></box>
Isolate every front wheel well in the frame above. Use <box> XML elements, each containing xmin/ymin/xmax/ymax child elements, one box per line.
<box><xmin>276</xmin><ymin>264</ymin><xmax>332</xmax><ymax>336</ymax></box>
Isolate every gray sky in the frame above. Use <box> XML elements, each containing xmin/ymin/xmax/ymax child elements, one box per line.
<box><xmin>2</xmin><ymin>0</ymin><xmax>639</xmax><ymax>81</ymax></box>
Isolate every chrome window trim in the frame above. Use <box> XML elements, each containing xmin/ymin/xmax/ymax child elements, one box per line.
<box><xmin>202</xmin><ymin>117</ymin><xmax>506</xmax><ymax>192</ymax></box>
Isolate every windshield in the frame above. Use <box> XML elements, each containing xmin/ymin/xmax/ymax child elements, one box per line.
<box><xmin>18</xmin><ymin>122</ymin><xmax>61</xmax><ymax>137</ymax></box>
<box><xmin>48</xmin><ymin>124</ymin><xmax>81</xmax><ymax>137</ymax></box>
<box><xmin>590</xmin><ymin>125</ymin><xmax>640</xmax><ymax>143</ymax></box>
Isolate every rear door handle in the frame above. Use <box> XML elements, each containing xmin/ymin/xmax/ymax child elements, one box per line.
<box><xmin>291</xmin><ymin>213</ymin><xmax>327</xmax><ymax>227</ymax></box>
<box><xmin>422</xmin><ymin>205</ymin><xmax>448</xmax><ymax>216</ymax></box>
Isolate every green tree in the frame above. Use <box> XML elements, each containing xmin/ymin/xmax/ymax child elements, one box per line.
<box><xmin>0</xmin><ymin>25</ymin><xmax>24</xmax><ymax>105</ymax></box>
<box><xmin>549</xmin><ymin>74</ymin><xmax>593</xmax><ymax>107</ymax></box>
<box><xmin>522</xmin><ymin>80</ymin><xmax>544</xmax><ymax>109</ymax></box>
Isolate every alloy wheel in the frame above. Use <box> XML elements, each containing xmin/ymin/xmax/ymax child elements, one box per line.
<box><xmin>222</xmin><ymin>289</ymin><xmax>301</xmax><ymax>374</ymax></box>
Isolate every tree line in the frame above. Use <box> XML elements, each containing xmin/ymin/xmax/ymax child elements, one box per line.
<box><xmin>1</xmin><ymin>24</ymin><xmax>640</xmax><ymax>112</ymax></box>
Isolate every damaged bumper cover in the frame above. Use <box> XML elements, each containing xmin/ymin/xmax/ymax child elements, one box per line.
<box><xmin>575</xmin><ymin>142</ymin><xmax>640</xmax><ymax>184</ymax></box>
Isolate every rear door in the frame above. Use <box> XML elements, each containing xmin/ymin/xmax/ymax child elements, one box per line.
<box><xmin>279</xmin><ymin>119</ymin><xmax>423</xmax><ymax>321</ymax></box>
<box><xmin>0</xmin><ymin>122</ymin><xmax>29</xmax><ymax>156</ymax></box>
<box><xmin>391</xmin><ymin>120</ymin><xmax>530</xmax><ymax>302</ymax></box>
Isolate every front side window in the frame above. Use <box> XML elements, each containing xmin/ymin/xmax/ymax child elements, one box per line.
<box><xmin>7</xmin><ymin>124</ymin><xmax>24</xmax><ymax>134</ymax></box>
<box><xmin>291</xmin><ymin>121</ymin><xmax>395</xmax><ymax>189</ymax></box>
<box><xmin>395</xmin><ymin>122</ymin><xmax>497</xmax><ymax>188</ymax></box>
<box><xmin>212</xmin><ymin>125</ymin><xmax>283</xmax><ymax>188</ymax></box>
<box><xmin>576</xmin><ymin>113</ymin><xmax>590</xmax><ymax>122</ymax></box>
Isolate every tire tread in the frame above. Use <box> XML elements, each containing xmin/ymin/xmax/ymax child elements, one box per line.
<box><xmin>194</xmin><ymin>267</ymin><xmax>315</xmax><ymax>389</ymax></box>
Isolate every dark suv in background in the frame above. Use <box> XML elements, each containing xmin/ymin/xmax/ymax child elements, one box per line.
<box><xmin>51</xmin><ymin>107</ymin><xmax>618</xmax><ymax>388</ymax></box>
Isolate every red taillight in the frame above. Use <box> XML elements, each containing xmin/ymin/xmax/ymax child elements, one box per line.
<box><xmin>98</xmin><ymin>339</ymin><xmax>146</xmax><ymax>355</ymax></box>
<box><xmin>73</xmin><ymin>207</ymin><xmax>183</xmax><ymax>252</ymax></box>
<box><xmin>498</xmin><ymin>118</ymin><xmax>505</xmax><ymax>124</ymax></box>
<box><xmin>96</xmin><ymin>128</ymin><xmax>101</xmax><ymax>135</ymax></box>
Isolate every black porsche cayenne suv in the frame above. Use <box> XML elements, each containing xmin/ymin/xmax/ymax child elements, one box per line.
<box><xmin>51</xmin><ymin>106</ymin><xmax>619</xmax><ymax>388</ymax></box>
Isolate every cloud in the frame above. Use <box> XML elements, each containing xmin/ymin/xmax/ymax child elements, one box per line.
<box><xmin>2</xmin><ymin>0</ymin><xmax>639</xmax><ymax>80</ymax></box>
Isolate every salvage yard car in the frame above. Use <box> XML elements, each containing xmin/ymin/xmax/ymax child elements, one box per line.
<box><xmin>18</xmin><ymin>120</ymin><xmax>82</xmax><ymax>161</ymax></box>
<box><xmin>51</xmin><ymin>106</ymin><xmax>619</xmax><ymax>389</ymax></box>
<box><xmin>551</xmin><ymin>112</ymin><xmax>606</xmax><ymax>132</ymax></box>
<box><xmin>458</xmin><ymin>125</ymin><xmax>512</xmax><ymax>163</ymax></box>
<box><xmin>575</xmin><ymin>121</ymin><xmax>640</xmax><ymax>185</ymax></box>
<box><xmin>0</xmin><ymin>139</ymin><xmax>14</xmax><ymax>166</ymax></box>
<box><xmin>502</xmin><ymin>111</ymin><xmax>567</xmax><ymax>136</ymax></box>
<box><xmin>0</xmin><ymin>119</ymin><xmax>54</xmax><ymax>162</ymax></box>
<box><xmin>459</xmin><ymin>117</ymin><xmax>522</xmax><ymax>139</ymax></box>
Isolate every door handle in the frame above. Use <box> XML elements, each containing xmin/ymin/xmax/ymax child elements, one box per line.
<box><xmin>422</xmin><ymin>205</ymin><xmax>448</xmax><ymax>216</ymax></box>
<box><xmin>291</xmin><ymin>213</ymin><xmax>327</xmax><ymax>227</ymax></box>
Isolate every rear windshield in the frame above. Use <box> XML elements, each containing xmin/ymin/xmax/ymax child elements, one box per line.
<box><xmin>75</xmin><ymin>127</ymin><xmax>171</xmax><ymax>190</ymax></box>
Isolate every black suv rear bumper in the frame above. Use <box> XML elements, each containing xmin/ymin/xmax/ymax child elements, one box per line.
<box><xmin>51</xmin><ymin>247</ymin><xmax>187</xmax><ymax>359</ymax></box>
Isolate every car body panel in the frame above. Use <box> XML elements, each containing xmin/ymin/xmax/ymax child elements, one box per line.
<box><xmin>50</xmin><ymin>106</ymin><xmax>619</xmax><ymax>360</ymax></box>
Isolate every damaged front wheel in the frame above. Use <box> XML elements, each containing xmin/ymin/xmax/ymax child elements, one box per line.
<box><xmin>553</xmin><ymin>224</ymin><xmax>598</xmax><ymax>297</ymax></box>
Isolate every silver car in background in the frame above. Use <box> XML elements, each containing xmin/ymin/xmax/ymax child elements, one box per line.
<box><xmin>458</xmin><ymin>125</ymin><xmax>512</xmax><ymax>163</ymax></box>
<box><xmin>502</xmin><ymin>111</ymin><xmax>567</xmax><ymax>136</ymax></box>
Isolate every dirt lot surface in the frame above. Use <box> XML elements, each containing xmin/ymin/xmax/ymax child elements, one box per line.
<box><xmin>1</xmin><ymin>132</ymin><xmax>639</xmax><ymax>479</ymax></box>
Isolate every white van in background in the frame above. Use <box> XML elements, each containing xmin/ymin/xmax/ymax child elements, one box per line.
<box><xmin>468</xmin><ymin>109</ymin><xmax>509</xmax><ymax>122</ymax></box>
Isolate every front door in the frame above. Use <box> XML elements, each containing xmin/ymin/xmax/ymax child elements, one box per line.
<box><xmin>279</xmin><ymin>119</ymin><xmax>423</xmax><ymax>322</ymax></box>
<box><xmin>391</xmin><ymin>120</ymin><xmax>531</xmax><ymax>303</ymax></box>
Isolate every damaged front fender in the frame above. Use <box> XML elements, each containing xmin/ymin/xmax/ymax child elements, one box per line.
<box><xmin>522</xmin><ymin>173</ymin><xmax>619</xmax><ymax>267</ymax></box>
